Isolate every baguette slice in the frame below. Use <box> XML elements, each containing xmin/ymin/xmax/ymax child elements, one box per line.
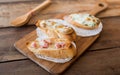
<box><xmin>27</xmin><ymin>39</ymin><xmax>76</xmax><ymax>63</ymax></box>
<box><xmin>36</xmin><ymin>19</ymin><xmax>76</xmax><ymax>41</ymax></box>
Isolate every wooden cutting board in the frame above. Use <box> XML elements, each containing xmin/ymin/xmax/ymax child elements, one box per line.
<box><xmin>14</xmin><ymin>32</ymin><xmax>99</xmax><ymax>74</ymax></box>
<box><xmin>14</xmin><ymin>14</ymin><xmax>100</xmax><ymax>74</ymax></box>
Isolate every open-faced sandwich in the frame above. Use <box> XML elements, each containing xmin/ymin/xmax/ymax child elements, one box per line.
<box><xmin>64</xmin><ymin>13</ymin><xmax>103</xmax><ymax>37</ymax></box>
<box><xmin>27</xmin><ymin>19</ymin><xmax>76</xmax><ymax>63</ymax></box>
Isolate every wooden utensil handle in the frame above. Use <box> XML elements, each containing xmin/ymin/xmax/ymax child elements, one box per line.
<box><xmin>89</xmin><ymin>2</ymin><xmax>108</xmax><ymax>15</ymax></box>
<box><xmin>28</xmin><ymin>0</ymin><xmax>51</xmax><ymax>15</ymax></box>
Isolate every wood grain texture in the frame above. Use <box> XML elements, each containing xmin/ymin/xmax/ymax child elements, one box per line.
<box><xmin>0</xmin><ymin>0</ymin><xmax>41</xmax><ymax>3</ymax></box>
<box><xmin>0</xmin><ymin>0</ymin><xmax>120</xmax><ymax>27</ymax></box>
<box><xmin>14</xmin><ymin>29</ymin><xmax>99</xmax><ymax>74</ymax></box>
<box><xmin>89</xmin><ymin>17</ymin><xmax>120</xmax><ymax>50</ymax></box>
<box><xmin>0</xmin><ymin>0</ymin><xmax>32</xmax><ymax>3</ymax></box>
<box><xmin>0</xmin><ymin>59</ymin><xmax>50</xmax><ymax>75</ymax></box>
<box><xmin>0</xmin><ymin>26</ymin><xmax>36</xmax><ymax>62</ymax></box>
<box><xmin>63</xmin><ymin>47</ymin><xmax>120</xmax><ymax>75</ymax></box>
<box><xmin>0</xmin><ymin>47</ymin><xmax>120</xmax><ymax>75</ymax></box>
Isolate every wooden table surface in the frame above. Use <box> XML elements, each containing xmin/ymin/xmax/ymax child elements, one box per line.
<box><xmin>0</xmin><ymin>0</ymin><xmax>120</xmax><ymax>75</ymax></box>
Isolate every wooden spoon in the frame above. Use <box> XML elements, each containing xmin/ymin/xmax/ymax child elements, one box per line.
<box><xmin>89</xmin><ymin>2</ymin><xmax>108</xmax><ymax>16</ymax></box>
<box><xmin>11</xmin><ymin>0</ymin><xmax>52</xmax><ymax>27</ymax></box>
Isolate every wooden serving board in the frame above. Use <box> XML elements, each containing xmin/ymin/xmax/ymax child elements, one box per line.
<box><xmin>14</xmin><ymin>14</ymin><xmax>100</xmax><ymax>74</ymax></box>
<box><xmin>14</xmin><ymin>31</ymin><xmax>99</xmax><ymax>74</ymax></box>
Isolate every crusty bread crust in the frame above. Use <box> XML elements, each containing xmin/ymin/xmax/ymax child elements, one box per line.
<box><xmin>27</xmin><ymin>41</ymin><xmax>76</xmax><ymax>59</ymax></box>
<box><xmin>64</xmin><ymin>15</ymin><xmax>100</xmax><ymax>30</ymax></box>
<box><xmin>36</xmin><ymin>20</ymin><xmax>76</xmax><ymax>41</ymax></box>
<box><xmin>55</xmin><ymin>29</ymin><xmax>76</xmax><ymax>42</ymax></box>
<box><xmin>36</xmin><ymin>20</ymin><xmax>41</xmax><ymax>27</ymax></box>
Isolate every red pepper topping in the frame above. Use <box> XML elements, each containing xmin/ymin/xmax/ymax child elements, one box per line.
<box><xmin>55</xmin><ymin>42</ymin><xmax>65</xmax><ymax>49</ymax></box>
<box><xmin>31</xmin><ymin>42</ymin><xmax>38</xmax><ymax>48</ymax></box>
<box><xmin>41</xmin><ymin>43</ymin><xmax>49</xmax><ymax>48</ymax></box>
<box><xmin>40</xmin><ymin>40</ymin><xmax>50</xmax><ymax>48</ymax></box>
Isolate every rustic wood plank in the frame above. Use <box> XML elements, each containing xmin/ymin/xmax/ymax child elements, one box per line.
<box><xmin>0</xmin><ymin>0</ymin><xmax>33</xmax><ymax>3</ymax></box>
<box><xmin>0</xmin><ymin>59</ymin><xmax>50</xmax><ymax>75</ymax></box>
<box><xmin>89</xmin><ymin>17</ymin><xmax>120</xmax><ymax>50</ymax></box>
<box><xmin>63</xmin><ymin>47</ymin><xmax>120</xmax><ymax>75</ymax></box>
<box><xmin>0</xmin><ymin>47</ymin><xmax>120</xmax><ymax>75</ymax></box>
<box><xmin>0</xmin><ymin>0</ymin><xmax>41</xmax><ymax>3</ymax></box>
<box><xmin>0</xmin><ymin>26</ymin><xmax>36</xmax><ymax>62</ymax></box>
<box><xmin>0</xmin><ymin>0</ymin><xmax>120</xmax><ymax>27</ymax></box>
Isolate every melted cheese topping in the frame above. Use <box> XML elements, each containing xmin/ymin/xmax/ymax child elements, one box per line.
<box><xmin>40</xmin><ymin>20</ymin><xmax>61</xmax><ymax>29</ymax></box>
<box><xmin>70</xmin><ymin>14</ymin><xmax>100</xmax><ymax>27</ymax></box>
<box><xmin>39</xmin><ymin>20</ymin><xmax>73</xmax><ymax>34</ymax></box>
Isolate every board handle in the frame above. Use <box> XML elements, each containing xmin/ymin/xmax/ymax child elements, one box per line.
<box><xmin>89</xmin><ymin>2</ymin><xmax>108</xmax><ymax>15</ymax></box>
